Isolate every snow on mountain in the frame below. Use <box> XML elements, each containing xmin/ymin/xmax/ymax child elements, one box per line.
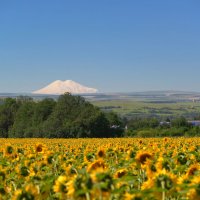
<box><xmin>32</xmin><ymin>80</ymin><xmax>98</xmax><ymax>95</ymax></box>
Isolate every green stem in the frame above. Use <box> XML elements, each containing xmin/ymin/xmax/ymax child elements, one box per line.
<box><xmin>161</xmin><ymin>181</ymin><xmax>165</xmax><ymax>200</ymax></box>
<box><xmin>86</xmin><ymin>192</ymin><xmax>90</xmax><ymax>200</ymax></box>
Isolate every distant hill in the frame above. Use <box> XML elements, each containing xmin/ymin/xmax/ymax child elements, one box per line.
<box><xmin>0</xmin><ymin>90</ymin><xmax>200</xmax><ymax>102</ymax></box>
<box><xmin>32</xmin><ymin>80</ymin><xmax>98</xmax><ymax>95</ymax></box>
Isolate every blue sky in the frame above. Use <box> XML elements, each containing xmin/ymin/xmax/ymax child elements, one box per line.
<box><xmin>0</xmin><ymin>1</ymin><xmax>200</xmax><ymax>93</ymax></box>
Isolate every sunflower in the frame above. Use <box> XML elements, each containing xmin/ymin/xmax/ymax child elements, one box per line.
<box><xmin>87</xmin><ymin>159</ymin><xmax>106</xmax><ymax>172</ymax></box>
<box><xmin>12</xmin><ymin>185</ymin><xmax>39</xmax><ymax>200</ymax></box>
<box><xmin>142</xmin><ymin>169</ymin><xmax>177</xmax><ymax>199</ymax></box>
<box><xmin>135</xmin><ymin>152</ymin><xmax>152</xmax><ymax>165</ymax></box>
<box><xmin>123</xmin><ymin>193</ymin><xmax>143</xmax><ymax>200</ymax></box>
<box><xmin>84</xmin><ymin>152</ymin><xmax>95</xmax><ymax>163</ymax></box>
<box><xmin>65</xmin><ymin>166</ymin><xmax>78</xmax><ymax>178</ymax></box>
<box><xmin>156</xmin><ymin>156</ymin><xmax>171</xmax><ymax>172</ymax></box>
<box><xmin>62</xmin><ymin>179</ymin><xmax>75</xmax><ymax>198</ymax></box>
<box><xmin>97</xmin><ymin>148</ymin><xmax>106</xmax><ymax>158</ymax></box>
<box><xmin>187</xmin><ymin>176</ymin><xmax>200</xmax><ymax>200</ymax></box>
<box><xmin>186</xmin><ymin>164</ymin><xmax>200</xmax><ymax>177</ymax></box>
<box><xmin>12</xmin><ymin>189</ymin><xmax>23</xmax><ymax>200</ymax></box>
<box><xmin>25</xmin><ymin>184</ymin><xmax>39</xmax><ymax>198</ymax></box>
<box><xmin>53</xmin><ymin>176</ymin><xmax>68</xmax><ymax>194</ymax></box>
<box><xmin>35</xmin><ymin>143</ymin><xmax>44</xmax><ymax>153</ymax></box>
<box><xmin>146</xmin><ymin>160</ymin><xmax>157</xmax><ymax>178</ymax></box>
<box><xmin>4</xmin><ymin>144</ymin><xmax>14</xmax><ymax>157</ymax></box>
<box><xmin>114</xmin><ymin>169</ymin><xmax>127</xmax><ymax>178</ymax></box>
<box><xmin>90</xmin><ymin>172</ymin><xmax>112</xmax><ymax>199</ymax></box>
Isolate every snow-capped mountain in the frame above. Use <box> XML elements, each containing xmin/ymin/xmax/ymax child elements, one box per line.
<box><xmin>32</xmin><ymin>80</ymin><xmax>98</xmax><ymax>94</ymax></box>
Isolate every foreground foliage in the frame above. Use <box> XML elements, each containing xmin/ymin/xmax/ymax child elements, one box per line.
<box><xmin>0</xmin><ymin>138</ymin><xmax>200</xmax><ymax>199</ymax></box>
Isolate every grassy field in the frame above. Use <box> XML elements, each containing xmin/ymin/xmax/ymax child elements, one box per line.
<box><xmin>1</xmin><ymin>138</ymin><xmax>200</xmax><ymax>199</ymax></box>
<box><xmin>92</xmin><ymin>100</ymin><xmax>200</xmax><ymax>119</ymax></box>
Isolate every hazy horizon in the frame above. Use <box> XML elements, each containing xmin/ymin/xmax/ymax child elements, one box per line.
<box><xmin>0</xmin><ymin>1</ymin><xmax>200</xmax><ymax>93</ymax></box>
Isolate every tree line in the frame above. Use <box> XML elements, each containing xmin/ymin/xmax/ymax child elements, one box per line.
<box><xmin>125</xmin><ymin>116</ymin><xmax>200</xmax><ymax>137</ymax></box>
<box><xmin>1</xmin><ymin>93</ymin><xmax>200</xmax><ymax>138</ymax></box>
<box><xmin>0</xmin><ymin>93</ymin><xmax>123</xmax><ymax>138</ymax></box>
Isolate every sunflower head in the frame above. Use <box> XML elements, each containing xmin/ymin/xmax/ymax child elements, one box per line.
<box><xmin>187</xmin><ymin>164</ymin><xmax>199</xmax><ymax>177</ymax></box>
<box><xmin>124</xmin><ymin>193</ymin><xmax>143</xmax><ymax>200</ymax></box>
<box><xmin>35</xmin><ymin>144</ymin><xmax>43</xmax><ymax>153</ymax></box>
<box><xmin>25</xmin><ymin>184</ymin><xmax>39</xmax><ymax>197</ymax></box>
<box><xmin>4</xmin><ymin>144</ymin><xmax>14</xmax><ymax>156</ymax></box>
<box><xmin>88</xmin><ymin>159</ymin><xmax>105</xmax><ymax>172</ymax></box>
<box><xmin>114</xmin><ymin>169</ymin><xmax>127</xmax><ymax>178</ymax></box>
<box><xmin>177</xmin><ymin>152</ymin><xmax>187</xmax><ymax>165</ymax></box>
<box><xmin>13</xmin><ymin>189</ymin><xmax>35</xmax><ymax>200</ymax></box>
<box><xmin>53</xmin><ymin>176</ymin><xmax>68</xmax><ymax>193</ymax></box>
<box><xmin>20</xmin><ymin>166</ymin><xmax>30</xmax><ymax>177</ymax></box>
<box><xmin>135</xmin><ymin>152</ymin><xmax>152</xmax><ymax>165</ymax></box>
<box><xmin>187</xmin><ymin>181</ymin><xmax>200</xmax><ymax>200</ymax></box>
<box><xmin>97</xmin><ymin>148</ymin><xmax>105</xmax><ymax>158</ymax></box>
<box><xmin>156</xmin><ymin>174</ymin><xmax>173</xmax><ymax>190</ymax></box>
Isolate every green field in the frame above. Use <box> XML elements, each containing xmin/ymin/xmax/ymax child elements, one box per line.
<box><xmin>92</xmin><ymin>100</ymin><xmax>200</xmax><ymax>119</ymax></box>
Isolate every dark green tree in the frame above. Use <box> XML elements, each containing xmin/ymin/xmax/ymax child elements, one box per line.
<box><xmin>42</xmin><ymin>93</ymin><xmax>111</xmax><ymax>138</ymax></box>
<box><xmin>9</xmin><ymin>101</ymin><xmax>35</xmax><ymax>138</ymax></box>
<box><xmin>0</xmin><ymin>98</ymin><xmax>19</xmax><ymax>137</ymax></box>
<box><xmin>171</xmin><ymin>117</ymin><xmax>189</xmax><ymax>128</ymax></box>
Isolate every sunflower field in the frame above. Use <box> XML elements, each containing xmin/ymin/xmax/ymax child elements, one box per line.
<box><xmin>0</xmin><ymin>138</ymin><xmax>200</xmax><ymax>200</ymax></box>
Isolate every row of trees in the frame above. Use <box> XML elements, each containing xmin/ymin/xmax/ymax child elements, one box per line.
<box><xmin>127</xmin><ymin>116</ymin><xmax>190</xmax><ymax>130</ymax></box>
<box><xmin>0</xmin><ymin>93</ymin><xmax>123</xmax><ymax>138</ymax></box>
<box><xmin>125</xmin><ymin>117</ymin><xmax>200</xmax><ymax>137</ymax></box>
<box><xmin>1</xmin><ymin>93</ymin><xmax>200</xmax><ymax>138</ymax></box>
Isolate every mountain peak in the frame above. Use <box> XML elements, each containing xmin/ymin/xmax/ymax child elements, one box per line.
<box><xmin>32</xmin><ymin>80</ymin><xmax>98</xmax><ymax>95</ymax></box>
